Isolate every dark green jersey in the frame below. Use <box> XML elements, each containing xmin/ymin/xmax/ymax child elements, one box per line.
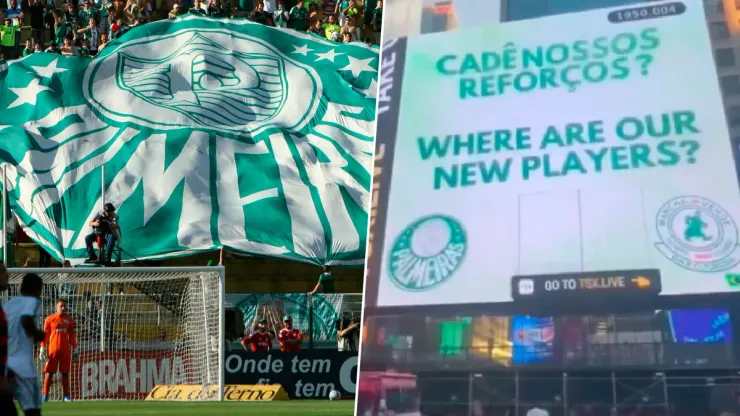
<box><xmin>318</xmin><ymin>273</ymin><xmax>334</xmax><ymax>293</ymax></box>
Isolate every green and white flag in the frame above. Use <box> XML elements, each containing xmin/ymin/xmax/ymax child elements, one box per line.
<box><xmin>0</xmin><ymin>17</ymin><xmax>377</xmax><ymax>265</ymax></box>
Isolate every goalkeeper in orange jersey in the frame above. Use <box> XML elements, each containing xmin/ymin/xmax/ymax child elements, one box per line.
<box><xmin>39</xmin><ymin>299</ymin><xmax>77</xmax><ymax>402</ymax></box>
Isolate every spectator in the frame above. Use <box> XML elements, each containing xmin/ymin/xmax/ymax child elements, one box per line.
<box><xmin>84</xmin><ymin>203</ymin><xmax>120</xmax><ymax>265</ymax></box>
<box><xmin>6</xmin><ymin>0</ymin><xmax>22</xmax><ymax>21</ymax></box>
<box><xmin>97</xmin><ymin>0</ymin><xmax>113</xmax><ymax>34</ymax></box>
<box><xmin>322</xmin><ymin>13</ymin><xmax>340</xmax><ymax>40</ymax></box>
<box><xmin>97</xmin><ymin>31</ymin><xmax>108</xmax><ymax>50</ymax></box>
<box><xmin>261</xmin><ymin>0</ymin><xmax>274</xmax><ymax>14</ymax></box>
<box><xmin>235</xmin><ymin>0</ymin><xmax>250</xmax><ymax>17</ymax></box>
<box><xmin>337</xmin><ymin>318</ymin><xmax>359</xmax><ymax>351</ymax></box>
<box><xmin>53</xmin><ymin>15</ymin><xmax>68</xmax><ymax>46</ymax></box>
<box><xmin>322</xmin><ymin>0</ymin><xmax>335</xmax><ymax>21</ymax></box>
<box><xmin>79</xmin><ymin>1</ymin><xmax>98</xmax><ymax>28</ymax></box>
<box><xmin>307</xmin><ymin>17</ymin><xmax>322</xmax><ymax>37</ymax></box>
<box><xmin>76</xmin><ymin>17</ymin><xmax>99</xmax><ymax>54</ymax></box>
<box><xmin>309</xmin><ymin>265</ymin><xmax>335</xmax><ymax>295</ymax></box>
<box><xmin>168</xmin><ymin>3</ymin><xmax>181</xmax><ymax>18</ymax></box>
<box><xmin>306</xmin><ymin>2</ymin><xmax>317</xmax><ymax>20</ymax></box>
<box><xmin>113</xmin><ymin>0</ymin><xmax>125</xmax><ymax>18</ymax></box>
<box><xmin>32</xmin><ymin>42</ymin><xmax>41</xmax><ymax>53</ymax></box>
<box><xmin>37</xmin><ymin>245</ymin><xmax>50</xmax><ymax>268</ymax></box>
<box><xmin>124</xmin><ymin>0</ymin><xmax>141</xmax><ymax>23</ymax></box>
<box><xmin>302</xmin><ymin>0</ymin><xmax>318</xmax><ymax>12</ymax></box>
<box><xmin>249</xmin><ymin>2</ymin><xmax>271</xmax><ymax>25</ymax></box>
<box><xmin>334</xmin><ymin>0</ymin><xmax>348</xmax><ymax>25</ymax></box>
<box><xmin>42</xmin><ymin>5</ymin><xmax>55</xmax><ymax>36</ymax></box>
<box><xmin>341</xmin><ymin>13</ymin><xmax>359</xmax><ymax>42</ymax></box>
<box><xmin>0</xmin><ymin>19</ymin><xmax>16</xmax><ymax>60</ymax></box>
<box><xmin>110</xmin><ymin>17</ymin><xmax>126</xmax><ymax>39</ymax></box>
<box><xmin>370</xmin><ymin>0</ymin><xmax>381</xmax><ymax>39</ymax></box>
<box><xmin>60</xmin><ymin>36</ymin><xmax>78</xmax><ymax>56</ymax></box>
<box><xmin>63</xmin><ymin>3</ymin><xmax>77</xmax><ymax>34</ymax></box>
<box><xmin>206</xmin><ymin>0</ymin><xmax>223</xmax><ymax>17</ymax></box>
<box><xmin>188</xmin><ymin>0</ymin><xmax>206</xmax><ymax>15</ymax></box>
<box><xmin>272</xmin><ymin>0</ymin><xmax>287</xmax><ymax>28</ymax></box>
<box><xmin>44</xmin><ymin>40</ymin><xmax>60</xmax><ymax>53</ymax></box>
<box><xmin>29</xmin><ymin>0</ymin><xmax>45</xmax><ymax>46</ymax></box>
<box><xmin>341</xmin><ymin>31</ymin><xmax>352</xmax><ymax>43</ymax></box>
<box><xmin>288</xmin><ymin>0</ymin><xmax>307</xmax><ymax>31</ymax></box>
<box><xmin>339</xmin><ymin>0</ymin><xmax>359</xmax><ymax>27</ymax></box>
<box><xmin>79</xmin><ymin>38</ymin><xmax>91</xmax><ymax>57</ymax></box>
<box><xmin>21</xmin><ymin>39</ymin><xmax>33</xmax><ymax>56</ymax></box>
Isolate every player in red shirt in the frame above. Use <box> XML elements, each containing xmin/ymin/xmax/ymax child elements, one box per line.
<box><xmin>278</xmin><ymin>315</ymin><xmax>303</xmax><ymax>352</ymax></box>
<box><xmin>241</xmin><ymin>319</ymin><xmax>273</xmax><ymax>351</ymax></box>
<box><xmin>40</xmin><ymin>299</ymin><xmax>78</xmax><ymax>402</ymax></box>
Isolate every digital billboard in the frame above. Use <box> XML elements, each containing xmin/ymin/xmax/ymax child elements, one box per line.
<box><xmin>372</xmin><ymin>0</ymin><xmax>740</xmax><ymax>307</ymax></box>
<box><xmin>511</xmin><ymin>316</ymin><xmax>555</xmax><ymax>365</ymax></box>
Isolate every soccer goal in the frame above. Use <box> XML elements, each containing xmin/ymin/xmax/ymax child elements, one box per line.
<box><xmin>3</xmin><ymin>266</ymin><xmax>225</xmax><ymax>401</ymax></box>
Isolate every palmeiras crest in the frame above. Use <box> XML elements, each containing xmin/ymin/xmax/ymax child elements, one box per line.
<box><xmin>83</xmin><ymin>29</ymin><xmax>322</xmax><ymax>136</ymax></box>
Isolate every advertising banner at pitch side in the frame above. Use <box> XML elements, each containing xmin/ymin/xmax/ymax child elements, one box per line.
<box><xmin>374</xmin><ymin>0</ymin><xmax>740</xmax><ymax>306</ymax></box>
<box><xmin>224</xmin><ymin>350</ymin><xmax>357</xmax><ymax>399</ymax></box>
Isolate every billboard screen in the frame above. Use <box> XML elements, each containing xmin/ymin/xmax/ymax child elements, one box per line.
<box><xmin>372</xmin><ymin>0</ymin><xmax>740</xmax><ymax>307</ymax></box>
<box><xmin>511</xmin><ymin>316</ymin><xmax>556</xmax><ymax>365</ymax></box>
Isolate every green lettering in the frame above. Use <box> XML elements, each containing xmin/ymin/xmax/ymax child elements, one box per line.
<box><xmin>656</xmin><ymin>140</ymin><xmax>680</xmax><ymax>165</ymax></box>
<box><xmin>561</xmin><ymin>151</ymin><xmax>587</xmax><ymax>176</ymax></box>
<box><xmin>459</xmin><ymin>78</ymin><xmax>478</xmax><ymax>99</ymax></box>
<box><xmin>460</xmin><ymin>162</ymin><xmax>476</xmax><ymax>187</ymax></box>
<box><xmin>434</xmin><ymin>165</ymin><xmax>458</xmax><ymax>189</ymax></box>
<box><xmin>521</xmin><ymin>156</ymin><xmax>541</xmax><ymax>179</ymax></box>
<box><xmin>540</xmin><ymin>126</ymin><xmax>565</xmax><ymax>149</ymax></box>
<box><xmin>610</xmin><ymin>146</ymin><xmax>630</xmax><ymax>170</ymax></box>
<box><xmin>460</xmin><ymin>54</ymin><xmax>481</xmax><ymax>74</ymax></box>
<box><xmin>629</xmin><ymin>143</ymin><xmax>655</xmax><ymax>168</ymax></box>
<box><xmin>672</xmin><ymin>111</ymin><xmax>699</xmax><ymax>134</ymax></box>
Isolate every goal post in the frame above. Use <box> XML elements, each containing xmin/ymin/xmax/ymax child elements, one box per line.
<box><xmin>3</xmin><ymin>266</ymin><xmax>226</xmax><ymax>401</ymax></box>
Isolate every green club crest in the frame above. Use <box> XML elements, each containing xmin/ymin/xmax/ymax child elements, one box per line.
<box><xmin>84</xmin><ymin>29</ymin><xmax>321</xmax><ymax>136</ymax></box>
<box><xmin>387</xmin><ymin>214</ymin><xmax>467</xmax><ymax>291</ymax></box>
<box><xmin>655</xmin><ymin>195</ymin><xmax>740</xmax><ymax>272</ymax></box>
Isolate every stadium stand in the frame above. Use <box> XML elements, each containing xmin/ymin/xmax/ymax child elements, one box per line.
<box><xmin>0</xmin><ymin>0</ymin><xmax>380</xmax><ymax>61</ymax></box>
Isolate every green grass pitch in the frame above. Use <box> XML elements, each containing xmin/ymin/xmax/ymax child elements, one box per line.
<box><xmin>30</xmin><ymin>400</ymin><xmax>355</xmax><ymax>415</ymax></box>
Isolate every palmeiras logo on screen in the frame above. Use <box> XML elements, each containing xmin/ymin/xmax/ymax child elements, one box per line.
<box><xmin>387</xmin><ymin>214</ymin><xmax>466</xmax><ymax>291</ymax></box>
<box><xmin>655</xmin><ymin>196</ymin><xmax>740</xmax><ymax>272</ymax></box>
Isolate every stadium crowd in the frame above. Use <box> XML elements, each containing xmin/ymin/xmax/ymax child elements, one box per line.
<box><xmin>0</xmin><ymin>0</ymin><xmax>381</xmax><ymax>60</ymax></box>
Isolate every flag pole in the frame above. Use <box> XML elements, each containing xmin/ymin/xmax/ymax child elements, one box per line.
<box><xmin>2</xmin><ymin>164</ymin><xmax>7</xmax><ymax>265</ymax></box>
<box><xmin>101</xmin><ymin>164</ymin><xmax>105</xmax><ymax>210</ymax></box>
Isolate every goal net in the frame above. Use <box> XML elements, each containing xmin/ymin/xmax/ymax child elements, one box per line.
<box><xmin>3</xmin><ymin>266</ymin><xmax>225</xmax><ymax>401</ymax></box>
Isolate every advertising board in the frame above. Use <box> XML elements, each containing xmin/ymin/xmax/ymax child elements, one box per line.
<box><xmin>372</xmin><ymin>0</ymin><xmax>740</xmax><ymax>306</ymax></box>
<box><xmin>224</xmin><ymin>350</ymin><xmax>357</xmax><ymax>399</ymax></box>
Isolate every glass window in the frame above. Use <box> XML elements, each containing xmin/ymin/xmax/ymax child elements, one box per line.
<box><xmin>505</xmin><ymin>0</ymin><xmax>651</xmax><ymax>21</ymax></box>
<box><xmin>726</xmin><ymin>105</ymin><xmax>740</xmax><ymax>127</ymax></box>
<box><xmin>722</xmin><ymin>75</ymin><xmax>740</xmax><ymax>97</ymax></box>
<box><xmin>420</xmin><ymin>3</ymin><xmax>455</xmax><ymax>35</ymax></box>
<box><xmin>439</xmin><ymin>317</ymin><xmax>471</xmax><ymax>356</ymax></box>
<box><xmin>505</xmin><ymin>0</ymin><xmax>549</xmax><ymax>21</ymax></box>
<box><xmin>715</xmin><ymin>48</ymin><xmax>737</xmax><ymax>67</ymax></box>
<box><xmin>710</xmin><ymin>22</ymin><xmax>730</xmax><ymax>40</ymax></box>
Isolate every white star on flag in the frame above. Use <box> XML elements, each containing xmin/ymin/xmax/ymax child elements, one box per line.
<box><xmin>340</xmin><ymin>56</ymin><xmax>376</xmax><ymax>78</ymax></box>
<box><xmin>292</xmin><ymin>44</ymin><xmax>314</xmax><ymax>56</ymax></box>
<box><xmin>30</xmin><ymin>59</ymin><xmax>67</xmax><ymax>79</ymax></box>
<box><xmin>7</xmin><ymin>78</ymin><xmax>51</xmax><ymax>109</ymax></box>
<box><xmin>315</xmin><ymin>49</ymin><xmax>343</xmax><ymax>63</ymax></box>
<box><xmin>355</xmin><ymin>79</ymin><xmax>378</xmax><ymax>98</ymax></box>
